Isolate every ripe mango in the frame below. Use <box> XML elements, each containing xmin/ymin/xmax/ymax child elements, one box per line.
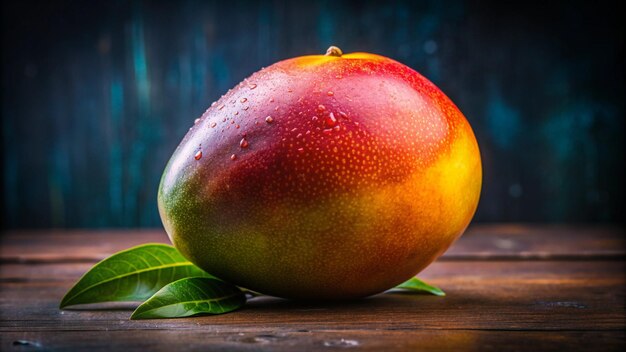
<box><xmin>158</xmin><ymin>47</ymin><xmax>481</xmax><ymax>299</ymax></box>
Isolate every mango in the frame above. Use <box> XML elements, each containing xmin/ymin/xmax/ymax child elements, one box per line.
<box><xmin>158</xmin><ymin>46</ymin><xmax>482</xmax><ymax>299</ymax></box>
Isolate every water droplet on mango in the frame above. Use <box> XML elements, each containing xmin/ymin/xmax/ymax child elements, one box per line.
<box><xmin>325</xmin><ymin>112</ymin><xmax>337</xmax><ymax>127</ymax></box>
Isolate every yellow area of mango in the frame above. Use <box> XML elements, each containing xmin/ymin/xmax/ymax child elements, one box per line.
<box><xmin>290</xmin><ymin>52</ymin><xmax>388</xmax><ymax>68</ymax></box>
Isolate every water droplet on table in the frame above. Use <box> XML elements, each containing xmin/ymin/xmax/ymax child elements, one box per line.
<box><xmin>323</xmin><ymin>339</ymin><xmax>359</xmax><ymax>347</ymax></box>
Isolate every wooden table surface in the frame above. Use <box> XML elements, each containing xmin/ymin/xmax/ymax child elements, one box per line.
<box><xmin>1</xmin><ymin>224</ymin><xmax>624</xmax><ymax>351</ymax></box>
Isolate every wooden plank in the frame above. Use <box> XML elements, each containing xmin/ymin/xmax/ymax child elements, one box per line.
<box><xmin>1</xmin><ymin>224</ymin><xmax>624</xmax><ymax>263</ymax></box>
<box><xmin>1</xmin><ymin>261</ymin><xmax>623</xmax><ymax>331</ymax></box>
<box><xmin>1</xmin><ymin>330</ymin><xmax>624</xmax><ymax>352</ymax></box>
<box><xmin>1</xmin><ymin>227</ymin><xmax>624</xmax><ymax>351</ymax></box>
<box><xmin>1</xmin><ymin>259</ymin><xmax>624</xmax><ymax>284</ymax></box>
<box><xmin>0</xmin><ymin>230</ymin><xmax>170</xmax><ymax>263</ymax></box>
<box><xmin>446</xmin><ymin>224</ymin><xmax>625</xmax><ymax>260</ymax></box>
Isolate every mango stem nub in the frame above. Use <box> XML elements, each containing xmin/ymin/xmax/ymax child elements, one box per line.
<box><xmin>325</xmin><ymin>46</ymin><xmax>343</xmax><ymax>57</ymax></box>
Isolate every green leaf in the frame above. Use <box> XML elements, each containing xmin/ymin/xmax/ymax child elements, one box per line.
<box><xmin>130</xmin><ymin>277</ymin><xmax>246</xmax><ymax>319</ymax></box>
<box><xmin>60</xmin><ymin>243</ymin><xmax>212</xmax><ymax>308</ymax></box>
<box><xmin>396</xmin><ymin>277</ymin><xmax>446</xmax><ymax>296</ymax></box>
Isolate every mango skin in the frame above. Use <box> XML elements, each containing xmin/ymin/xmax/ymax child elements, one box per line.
<box><xmin>158</xmin><ymin>51</ymin><xmax>482</xmax><ymax>300</ymax></box>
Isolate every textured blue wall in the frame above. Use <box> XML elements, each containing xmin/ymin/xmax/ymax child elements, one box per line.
<box><xmin>1</xmin><ymin>0</ymin><xmax>624</xmax><ymax>228</ymax></box>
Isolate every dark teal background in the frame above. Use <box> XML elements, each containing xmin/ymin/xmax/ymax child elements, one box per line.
<box><xmin>2</xmin><ymin>0</ymin><xmax>624</xmax><ymax>228</ymax></box>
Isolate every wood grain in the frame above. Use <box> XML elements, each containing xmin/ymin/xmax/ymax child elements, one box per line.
<box><xmin>1</xmin><ymin>261</ymin><xmax>624</xmax><ymax>331</ymax></box>
<box><xmin>2</xmin><ymin>224</ymin><xmax>623</xmax><ymax>263</ymax></box>
<box><xmin>0</xmin><ymin>224</ymin><xmax>624</xmax><ymax>351</ymax></box>
<box><xmin>1</xmin><ymin>330</ymin><xmax>624</xmax><ymax>352</ymax></box>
